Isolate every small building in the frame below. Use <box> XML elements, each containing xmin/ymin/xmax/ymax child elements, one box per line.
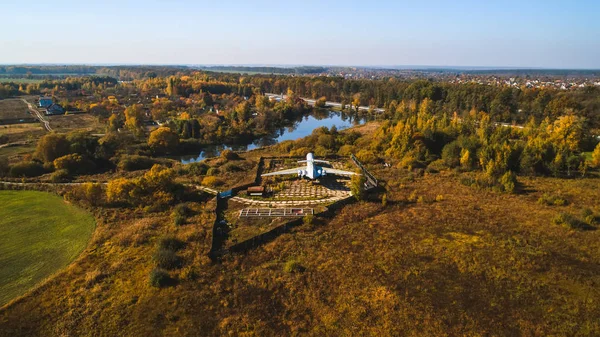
<box><xmin>247</xmin><ymin>186</ymin><xmax>265</xmax><ymax>197</ymax></box>
<box><xmin>45</xmin><ymin>104</ymin><xmax>64</xmax><ymax>115</ymax></box>
<box><xmin>39</xmin><ymin>97</ymin><xmax>53</xmax><ymax>108</ymax></box>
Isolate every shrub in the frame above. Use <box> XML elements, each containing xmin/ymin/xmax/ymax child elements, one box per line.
<box><xmin>356</xmin><ymin>149</ymin><xmax>378</xmax><ymax>164</ymax></box>
<box><xmin>283</xmin><ymin>260</ymin><xmax>305</xmax><ymax>273</ymax></box>
<box><xmin>499</xmin><ymin>171</ymin><xmax>517</xmax><ymax>194</ymax></box>
<box><xmin>581</xmin><ymin>208</ymin><xmax>596</xmax><ymax>225</ymax></box>
<box><xmin>442</xmin><ymin>141</ymin><xmax>461</xmax><ymax>167</ymax></box>
<box><xmin>149</xmin><ymin>268</ymin><xmax>171</xmax><ymax>288</ymax></box>
<box><xmin>222</xmin><ymin>162</ymin><xmax>242</xmax><ymax>173</ymax></box>
<box><xmin>53</xmin><ymin>153</ymin><xmax>94</xmax><ymax>174</ymax></box>
<box><xmin>337</xmin><ymin>144</ymin><xmax>355</xmax><ymax>157</ymax></box>
<box><xmin>117</xmin><ymin>155</ymin><xmax>157</xmax><ymax>171</ymax></box>
<box><xmin>426</xmin><ymin>159</ymin><xmax>446</xmax><ymax>173</ymax></box>
<box><xmin>205</xmin><ymin>167</ymin><xmax>220</xmax><ymax>176</ymax></box>
<box><xmin>350</xmin><ymin>174</ymin><xmax>366</xmax><ymax>201</ymax></box>
<box><xmin>303</xmin><ymin>214</ymin><xmax>314</xmax><ymax>226</ymax></box>
<box><xmin>538</xmin><ymin>193</ymin><xmax>568</xmax><ymax>206</ymax></box>
<box><xmin>201</xmin><ymin>176</ymin><xmax>222</xmax><ymax>187</ymax></box>
<box><xmin>153</xmin><ymin>248</ymin><xmax>182</xmax><ymax>269</ymax></box>
<box><xmin>50</xmin><ymin>169</ymin><xmax>71</xmax><ymax>183</ymax></box>
<box><xmin>172</xmin><ymin>215</ymin><xmax>185</xmax><ymax>226</ymax></box>
<box><xmin>220</xmin><ymin>149</ymin><xmax>239</xmax><ymax>161</ymax></box>
<box><xmin>172</xmin><ymin>203</ymin><xmax>192</xmax><ymax>217</ymax></box>
<box><xmin>9</xmin><ymin>161</ymin><xmax>45</xmax><ymax>177</ymax></box>
<box><xmin>187</xmin><ymin>162</ymin><xmax>208</xmax><ymax>175</ymax></box>
<box><xmin>158</xmin><ymin>236</ymin><xmax>185</xmax><ymax>251</ymax></box>
<box><xmin>553</xmin><ymin>212</ymin><xmax>594</xmax><ymax>231</ymax></box>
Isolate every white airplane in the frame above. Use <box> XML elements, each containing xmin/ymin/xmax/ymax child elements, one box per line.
<box><xmin>262</xmin><ymin>153</ymin><xmax>358</xmax><ymax>180</ymax></box>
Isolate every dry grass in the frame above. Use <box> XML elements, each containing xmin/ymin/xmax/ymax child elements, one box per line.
<box><xmin>1</xmin><ymin>168</ymin><xmax>599</xmax><ymax>336</ymax></box>
<box><xmin>49</xmin><ymin>114</ymin><xmax>103</xmax><ymax>133</ymax></box>
<box><xmin>0</xmin><ymin>123</ymin><xmax>43</xmax><ymax>135</ymax></box>
<box><xmin>0</xmin><ymin>99</ymin><xmax>29</xmax><ymax>120</ymax></box>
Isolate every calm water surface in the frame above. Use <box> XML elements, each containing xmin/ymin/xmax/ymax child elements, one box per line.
<box><xmin>179</xmin><ymin>112</ymin><xmax>366</xmax><ymax>164</ymax></box>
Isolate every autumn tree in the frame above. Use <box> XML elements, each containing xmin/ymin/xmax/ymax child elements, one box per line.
<box><xmin>591</xmin><ymin>143</ymin><xmax>600</xmax><ymax>168</ymax></box>
<box><xmin>148</xmin><ymin>127</ymin><xmax>179</xmax><ymax>154</ymax></box>
<box><xmin>35</xmin><ymin>133</ymin><xmax>71</xmax><ymax>162</ymax></box>
<box><xmin>106</xmin><ymin>114</ymin><xmax>120</xmax><ymax>133</ymax></box>
<box><xmin>350</xmin><ymin>174</ymin><xmax>366</xmax><ymax>201</ymax></box>
<box><xmin>124</xmin><ymin>104</ymin><xmax>145</xmax><ymax>137</ymax></box>
<box><xmin>315</xmin><ymin>96</ymin><xmax>327</xmax><ymax>108</ymax></box>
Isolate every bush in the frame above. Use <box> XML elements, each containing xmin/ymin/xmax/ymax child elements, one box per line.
<box><xmin>187</xmin><ymin>162</ymin><xmax>208</xmax><ymax>175</ymax></box>
<box><xmin>499</xmin><ymin>171</ymin><xmax>517</xmax><ymax>194</ymax></box>
<box><xmin>303</xmin><ymin>214</ymin><xmax>314</xmax><ymax>226</ymax></box>
<box><xmin>222</xmin><ymin>162</ymin><xmax>242</xmax><ymax>172</ymax></box>
<box><xmin>553</xmin><ymin>212</ymin><xmax>594</xmax><ymax>231</ymax></box>
<box><xmin>205</xmin><ymin>167</ymin><xmax>220</xmax><ymax>176</ymax></box>
<box><xmin>220</xmin><ymin>149</ymin><xmax>239</xmax><ymax>161</ymax></box>
<box><xmin>171</xmin><ymin>203</ymin><xmax>190</xmax><ymax>226</ymax></box>
<box><xmin>173</xmin><ymin>215</ymin><xmax>185</xmax><ymax>226</ymax></box>
<box><xmin>53</xmin><ymin>153</ymin><xmax>94</xmax><ymax>174</ymax></box>
<box><xmin>149</xmin><ymin>268</ymin><xmax>171</xmax><ymax>288</ymax></box>
<box><xmin>50</xmin><ymin>169</ymin><xmax>71</xmax><ymax>183</ymax></box>
<box><xmin>158</xmin><ymin>236</ymin><xmax>185</xmax><ymax>251</ymax></box>
<box><xmin>9</xmin><ymin>161</ymin><xmax>45</xmax><ymax>177</ymax></box>
<box><xmin>283</xmin><ymin>259</ymin><xmax>305</xmax><ymax>273</ymax></box>
<box><xmin>442</xmin><ymin>141</ymin><xmax>462</xmax><ymax>168</ymax></box>
<box><xmin>201</xmin><ymin>176</ymin><xmax>223</xmax><ymax>187</ymax></box>
<box><xmin>153</xmin><ymin>248</ymin><xmax>182</xmax><ymax>269</ymax></box>
<box><xmin>117</xmin><ymin>155</ymin><xmax>157</xmax><ymax>171</ymax></box>
<box><xmin>355</xmin><ymin>149</ymin><xmax>378</xmax><ymax>164</ymax></box>
<box><xmin>538</xmin><ymin>193</ymin><xmax>568</xmax><ymax>206</ymax></box>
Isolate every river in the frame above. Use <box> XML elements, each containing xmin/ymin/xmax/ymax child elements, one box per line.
<box><xmin>179</xmin><ymin>111</ymin><xmax>367</xmax><ymax>164</ymax></box>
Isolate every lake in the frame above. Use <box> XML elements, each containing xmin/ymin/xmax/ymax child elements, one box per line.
<box><xmin>179</xmin><ymin>111</ymin><xmax>366</xmax><ymax>164</ymax></box>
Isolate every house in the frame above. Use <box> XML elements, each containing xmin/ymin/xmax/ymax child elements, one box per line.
<box><xmin>39</xmin><ymin>97</ymin><xmax>53</xmax><ymax>108</ymax></box>
<box><xmin>45</xmin><ymin>104</ymin><xmax>64</xmax><ymax>115</ymax></box>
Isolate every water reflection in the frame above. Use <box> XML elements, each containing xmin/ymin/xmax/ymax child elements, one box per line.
<box><xmin>179</xmin><ymin>111</ymin><xmax>367</xmax><ymax>164</ymax></box>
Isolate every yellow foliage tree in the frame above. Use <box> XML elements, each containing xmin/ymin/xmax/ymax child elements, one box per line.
<box><xmin>148</xmin><ymin>127</ymin><xmax>179</xmax><ymax>154</ymax></box>
<box><xmin>124</xmin><ymin>104</ymin><xmax>145</xmax><ymax>137</ymax></box>
<box><xmin>591</xmin><ymin>143</ymin><xmax>600</xmax><ymax>168</ymax></box>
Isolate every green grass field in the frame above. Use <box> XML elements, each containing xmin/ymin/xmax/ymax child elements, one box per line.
<box><xmin>0</xmin><ymin>190</ymin><xmax>95</xmax><ymax>306</ymax></box>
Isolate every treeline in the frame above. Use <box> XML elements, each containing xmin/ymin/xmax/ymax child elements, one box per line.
<box><xmin>0</xmin><ymin>76</ymin><xmax>119</xmax><ymax>98</ymax></box>
<box><xmin>0</xmin><ymin>65</ymin><xmax>97</xmax><ymax>75</ymax></box>
<box><xmin>199</xmin><ymin>66</ymin><xmax>327</xmax><ymax>75</ymax></box>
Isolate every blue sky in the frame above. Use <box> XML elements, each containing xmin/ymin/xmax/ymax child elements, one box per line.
<box><xmin>2</xmin><ymin>0</ymin><xmax>599</xmax><ymax>68</ymax></box>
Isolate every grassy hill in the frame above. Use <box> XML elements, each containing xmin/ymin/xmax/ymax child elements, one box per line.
<box><xmin>0</xmin><ymin>190</ymin><xmax>95</xmax><ymax>307</ymax></box>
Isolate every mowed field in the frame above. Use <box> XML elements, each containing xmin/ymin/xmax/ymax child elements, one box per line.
<box><xmin>0</xmin><ymin>190</ymin><xmax>96</xmax><ymax>307</ymax></box>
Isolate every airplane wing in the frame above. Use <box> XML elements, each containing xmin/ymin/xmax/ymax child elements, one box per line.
<box><xmin>297</xmin><ymin>159</ymin><xmax>330</xmax><ymax>164</ymax></box>
<box><xmin>323</xmin><ymin>168</ymin><xmax>358</xmax><ymax>176</ymax></box>
<box><xmin>262</xmin><ymin>167</ymin><xmax>306</xmax><ymax>177</ymax></box>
